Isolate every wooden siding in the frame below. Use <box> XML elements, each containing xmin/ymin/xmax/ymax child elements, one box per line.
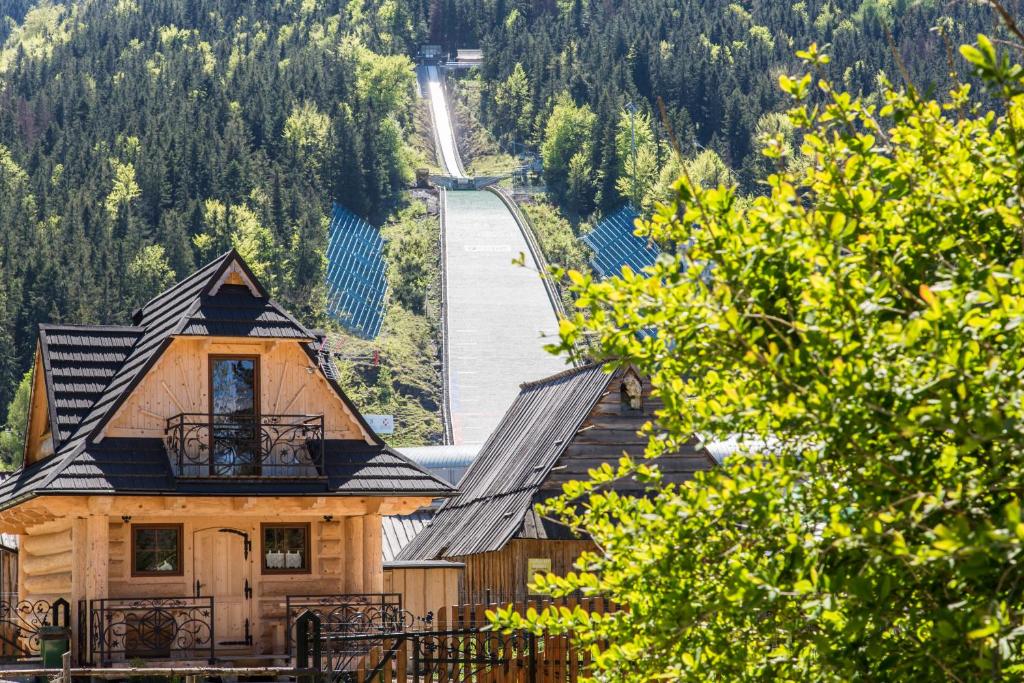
<box><xmin>383</xmin><ymin>564</ymin><xmax>461</xmax><ymax>621</ymax></box>
<box><xmin>455</xmin><ymin>539</ymin><xmax>595</xmax><ymax>604</ymax></box>
<box><xmin>105</xmin><ymin>336</ymin><xmax>368</xmax><ymax>441</ymax></box>
<box><xmin>25</xmin><ymin>349</ymin><xmax>52</xmax><ymax>467</ymax></box>
<box><xmin>542</xmin><ymin>372</ymin><xmax>715</xmax><ymax>493</ymax></box>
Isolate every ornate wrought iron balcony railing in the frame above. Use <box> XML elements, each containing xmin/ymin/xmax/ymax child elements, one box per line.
<box><xmin>82</xmin><ymin>597</ymin><xmax>214</xmax><ymax>665</ymax></box>
<box><xmin>165</xmin><ymin>413</ymin><xmax>325</xmax><ymax>478</ymax></box>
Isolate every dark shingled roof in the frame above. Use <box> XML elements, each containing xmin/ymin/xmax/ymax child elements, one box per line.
<box><xmin>2</xmin><ymin>250</ymin><xmax>454</xmax><ymax>511</ymax></box>
<box><xmin>38</xmin><ymin>325</ymin><xmax>143</xmax><ymax>447</ymax></box>
<box><xmin>398</xmin><ymin>363</ymin><xmax>614</xmax><ymax>560</ymax></box>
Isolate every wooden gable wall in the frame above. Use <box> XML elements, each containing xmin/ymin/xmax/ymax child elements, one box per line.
<box><xmin>540</xmin><ymin>368</ymin><xmax>716</xmax><ymax>494</ymax></box>
<box><xmin>105</xmin><ymin>337</ymin><xmax>369</xmax><ymax>441</ymax></box>
<box><xmin>24</xmin><ymin>348</ymin><xmax>53</xmax><ymax>465</ymax></box>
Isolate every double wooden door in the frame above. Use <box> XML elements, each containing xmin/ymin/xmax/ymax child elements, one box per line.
<box><xmin>193</xmin><ymin>527</ymin><xmax>253</xmax><ymax>649</ymax></box>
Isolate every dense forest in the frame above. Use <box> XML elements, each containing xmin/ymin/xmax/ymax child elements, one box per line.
<box><xmin>431</xmin><ymin>0</ymin><xmax>1014</xmax><ymax>214</ymax></box>
<box><xmin>0</xmin><ymin>0</ymin><xmax>1018</xmax><ymax>456</ymax></box>
<box><xmin>0</xmin><ymin>0</ymin><xmax>428</xmax><ymax>428</ymax></box>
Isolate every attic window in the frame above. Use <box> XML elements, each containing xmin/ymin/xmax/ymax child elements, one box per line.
<box><xmin>620</xmin><ymin>372</ymin><xmax>643</xmax><ymax>412</ymax></box>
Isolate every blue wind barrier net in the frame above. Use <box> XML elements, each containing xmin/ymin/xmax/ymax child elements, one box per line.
<box><xmin>325</xmin><ymin>204</ymin><xmax>387</xmax><ymax>338</ymax></box>
<box><xmin>581</xmin><ymin>205</ymin><xmax>660</xmax><ymax>278</ymax></box>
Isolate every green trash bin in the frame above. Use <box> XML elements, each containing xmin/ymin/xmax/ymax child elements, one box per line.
<box><xmin>39</xmin><ymin>624</ymin><xmax>70</xmax><ymax>668</ymax></box>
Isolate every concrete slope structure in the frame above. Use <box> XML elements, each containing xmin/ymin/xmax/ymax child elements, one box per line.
<box><xmin>425</xmin><ymin>66</ymin><xmax>466</xmax><ymax>179</ymax></box>
<box><xmin>424</xmin><ymin>67</ymin><xmax>566</xmax><ymax>445</ymax></box>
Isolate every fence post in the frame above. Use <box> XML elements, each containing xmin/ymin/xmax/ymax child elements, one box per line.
<box><xmin>528</xmin><ymin>631</ymin><xmax>537</xmax><ymax>683</ymax></box>
<box><xmin>296</xmin><ymin>609</ymin><xmax>322</xmax><ymax>683</ymax></box>
<box><xmin>412</xmin><ymin>633</ymin><xmax>420</xmax><ymax>683</ymax></box>
<box><xmin>51</xmin><ymin>598</ymin><xmax>70</xmax><ymax>628</ymax></box>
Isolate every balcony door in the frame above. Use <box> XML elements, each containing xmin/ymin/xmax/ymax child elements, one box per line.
<box><xmin>209</xmin><ymin>356</ymin><xmax>260</xmax><ymax>476</ymax></box>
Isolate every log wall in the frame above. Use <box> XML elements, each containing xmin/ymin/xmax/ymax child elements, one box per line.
<box><xmin>19</xmin><ymin>519</ymin><xmax>73</xmax><ymax>601</ymax></box>
<box><xmin>17</xmin><ymin>509</ymin><xmax>385</xmax><ymax>658</ymax></box>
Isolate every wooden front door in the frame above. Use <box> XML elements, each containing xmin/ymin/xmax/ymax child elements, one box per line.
<box><xmin>193</xmin><ymin>527</ymin><xmax>253</xmax><ymax>649</ymax></box>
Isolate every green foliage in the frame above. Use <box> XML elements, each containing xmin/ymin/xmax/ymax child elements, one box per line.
<box><xmin>0</xmin><ymin>0</ymin><xmax>418</xmax><ymax>412</ymax></box>
<box><xmin>614</xmin><ymin>108</ymin><xmax>659</xmax><ymax>208</ymax></box>
<box><xmin>126</xmin><ymin>245</ymin><xmax>176</xmax><ymax>312</ymax></box>
<box><xmin>522</xmin><ymin>200</ymin><xmax>590</xmax><ymax>276</ymax></box>
<box><xmin>332</xmin><ymin>301</ymin><xmax>442</xmax><ymax>446</ymax></box>
<box><xmin>493</xmin><ymin>39</ymin><xmax>1024</xmax><ymax>679</ymax></box>
<box><xmin>283</xmin><ymin>101</ymin><xmax>332</xmax><ymax>178</ymax></box>
<box><xmin>493</xmin><ymin>63</ymin><xmax>534</xmax><ymax>146</ymax></box>
<box><xmin>104</xmin><ymin>159</ymin><xmax>142</xmax><ymax>220</ymax></box>
<box><xmin>446</xmin><ymin>0</ymin><xmax>998</xmax><ymax>215</ymax></box>
<box><xmin>194</xmin><ymin>200</ymin><xmax>277</xmax><ymax>281</ymax></box>
<box><xmin>541</xmin><ymin>94</ymin><xmax>596</xmax><ymax>211</ymax></box>
<box><xmin>381</xmin><ymin>201</ymin><xmax>436</xmax><ymax>315</ymax></box>
<box><xmin>0</xmin><ymin>370</ymin><xmax>31</xmax><ymax>470</ymax></box>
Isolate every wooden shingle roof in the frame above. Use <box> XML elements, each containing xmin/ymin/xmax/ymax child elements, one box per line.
<box><xmin>398</xmin><ymin>364</ymin><xmax>615</xmax><ymax>560</ymax></box>
<box><xmin>1</xmin><ymin>250</ymin><xmax>454</xmax><ymax>511</ymax></box>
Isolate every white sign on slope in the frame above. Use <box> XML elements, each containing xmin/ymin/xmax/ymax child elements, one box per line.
<box><xmin>365</xmin><ymin>414</ymin><xmax>395</xmax><ymax>434</ymax></box>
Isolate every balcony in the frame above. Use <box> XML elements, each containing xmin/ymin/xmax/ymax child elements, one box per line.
<box><xmin>165</xmin><ymin>413</ymin><xmax>325</xmax><ymax>478</ymax></box>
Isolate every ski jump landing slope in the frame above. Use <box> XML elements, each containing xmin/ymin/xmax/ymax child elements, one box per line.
<box><xmin>425</xmin><ymin>66</ymin><xmax>565</xmax><ymax>446</ymax></box>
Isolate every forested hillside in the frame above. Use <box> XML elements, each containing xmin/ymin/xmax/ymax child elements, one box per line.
<box><xmin>439</xmin><ymin>0</ymin><xmax>1012</xmax><ymax>214</ymax></box>
<box><xmin>0</xmin><ymin>0</ymin><xmax>423</xmax><ymax>420</ymax></box>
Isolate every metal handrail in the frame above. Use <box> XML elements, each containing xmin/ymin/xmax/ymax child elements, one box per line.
<box><xmin>165</xmin><ymin>413</ymin><xmax>325</xmax><ymax>478</ymax></box>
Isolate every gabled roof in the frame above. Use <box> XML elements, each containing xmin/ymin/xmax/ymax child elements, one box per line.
<box><xmin>398</xmin><ymin>363</ymin><xmax>616</xmax><ymax>560</ymax></box>
<box><xmin>1</xmin><ymin>250</ymin><xmax>454</xmax><ymax>511</ymax></box>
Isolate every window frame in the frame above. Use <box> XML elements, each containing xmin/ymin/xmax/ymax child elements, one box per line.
<box><xmin>208</xmin><ymin>354</ymin><xmax>261</xmax><ymax>419</ymax></box>
<box><xmin>208</xmin><ymin>354</ymin><xmax>262</xmax><ymax>476</ymax></box>
<box><xmin>260</xmin><ymin>522</ymin><xmax>312</xmax><ymax>575</ymax></box>
<box><xmin>130</xmin><ymin>523</ymin><xmax>184</xmax><ymax>577</ymax></box>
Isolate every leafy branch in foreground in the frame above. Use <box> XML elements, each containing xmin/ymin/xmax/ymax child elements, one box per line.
<box><xmin>492</xmin><ymin>37</ymin><xmax>1024</xmax><ymax>681</ymax></box>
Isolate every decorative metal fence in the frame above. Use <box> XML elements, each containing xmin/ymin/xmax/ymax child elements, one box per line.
<box><xmin>295</xmin><ymin>597</ymin><xmax>613</xmax><ymax>683</ymax></box>
<box><xmin>84</xmin><ymin>597</ymin><xmax>215</xmax><ymax>665</ymax></box>
<box><xmin>165</xmin><ymin>413</ymin><xmax>325</xmax><ymax>477</ymax></box>
<box><xmin>285</xmin><ymin>593</ymin><xmax>427</xmax><ymax>655</ymax></box>
<box><xmin>0</xmin><ymin>596</ymin><xmax>69</xmax><ymax>661</ymax></box>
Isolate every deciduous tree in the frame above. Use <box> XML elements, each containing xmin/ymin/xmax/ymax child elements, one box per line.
<box><xmin>494</xmin><ymin>39</ymin><xmax>1024</xmax><ymax>680</ymax></box>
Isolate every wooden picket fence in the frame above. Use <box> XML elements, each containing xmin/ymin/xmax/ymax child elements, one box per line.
<box><xmin>302</xmin><ymin>597</ymin><xmax>613</xmax><ymax>683</ymax></box>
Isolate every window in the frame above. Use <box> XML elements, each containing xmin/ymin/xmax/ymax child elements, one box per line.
<box><xmin>209</xmin><ymin>356</ymin><xmax>260</xmax><ymax>476</ymax></box>
<box><xmin>132</xmin><ymin>524</ymin><xmax>183</xmax><ymax>576</ymax></box>
<box><xmin>620</xmin><ymin>371</ymin><xmax>643</xmax><ymax>412</ymax></box>
<box><xmin>262</xmin><ymin>523</ymin><xmax>310</xmax><ymax>574</ymax></box>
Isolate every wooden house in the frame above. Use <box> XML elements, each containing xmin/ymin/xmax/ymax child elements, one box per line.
<box><xmin>397</xmin><ymin>363</ymin><xmax>717</xmax><ymax>602</ymax></box>
<box><xmin>0</xmin><ymin>250</ymin><xmax>453</xmax><ymax>665</ymax></box>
